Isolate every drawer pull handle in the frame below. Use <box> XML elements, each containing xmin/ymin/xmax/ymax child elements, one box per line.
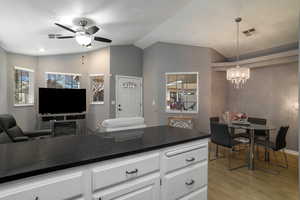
<box><xmin>185</xmin><ymin>179</ymin><xmax>195</xmax><ymax>186</ymax></box>
<box><xmin>126</xmin><ymin>168</ymin><xmax>138</xmax><ymax>175</ymax></box>
<box><xmin>186</xmin><ymin>157</ymin><xmax>195</xmax><ymax>162</ymax></box>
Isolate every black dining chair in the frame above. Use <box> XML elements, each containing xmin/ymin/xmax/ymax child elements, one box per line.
<box><xmin>248</xmin><ymin>117</ymin><xmax>267</xmax><ymax>135</ymax></box>
<box><xmin>210</xmin><ymin>122</ymin><xmax>248</xmax><ymax>170</ymax></box>
<box><xmin>246</xmin><ymin>117</ymin><xmax>270</xmax><ymax>159</ymax></box>
<box><xmin>210</xmin><ymin>117</ymin><xmax>220</xmax><ymax>123</ymax></box>
<box><xmin>256</xmin><ymin>126</ymin><xmax>289</xmax><ymax>168</ymax></box>
<box><xmin>238</xmin><ymin>117</ymin><xmax>267</xmax><ymax>138</ymax></box>
<box><xmin>0</xmin><ymin>114</ymin><xmax>51</xmax><ymax>142</ymax></box>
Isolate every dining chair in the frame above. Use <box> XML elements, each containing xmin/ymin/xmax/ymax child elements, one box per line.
<box><xmin>210</xmin><ymin>122</ymin><xmax>248</xmax><ymax>170</ymax></box>
<box><xmin>210</xmin><ymin>117</ymin><xmax>220</xmax><ymax>123</ymax></box>
<box><xmin>255</xmin><ymin>126</ymin><xmax>289</xmax><ymax>168</ymax></box>
<box><xmin>248</xmin><ymin>117</ymin><xmax>267</xmax><ymax>136</ymax></box>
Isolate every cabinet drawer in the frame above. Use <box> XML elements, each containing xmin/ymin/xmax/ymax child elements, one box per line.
<box><xmin>92</xmin><ymin>152</ymin><xmax>160</xmax><ymax>192</ymax></box>
<box><xmin>179</xmin><ymin>187</ymin><xmax>207</xmax><ymax>200</ymax></box>
<box><xmin>93</xmin><ymin>173</ymin><xmax>160</xmax><ymax>200</ymax></box>
<box><xmin>163</xmin><ymin>143</ymin><xmax>207</xmax><ymax>173</ymax></box>
<box><xmin>162</xmin><ymin>162</ymin><xmax>207</xmax><ymax>200</ymax></box>
<box><xmin>0</xmin><ymin>172</ymin><xmax>84</xmax><ymax>200</ymax></box>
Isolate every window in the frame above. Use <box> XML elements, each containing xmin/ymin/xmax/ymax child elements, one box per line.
<box><xmin>46</xmin><ymin>72</ymin><xmax>80</xmax><ymax>89</ymax></box>
<box><xmin>14</xmin><ymin>67</ymin><xmax>34</xmax><ymax>106</ymax></box>
<box><xmin>166</xmin><ymin>72</ymin><xmax>198</xmax><ymax>113</ymax></box>
<box><xmin>90</xmin><ymin>74</ymin><xmax>104</xmax><ymax>104</ymax></box>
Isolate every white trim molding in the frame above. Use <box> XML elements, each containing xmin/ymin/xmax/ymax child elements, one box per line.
<box><xmin>45</xmin><ymin>72</ymin><xmax>82</xmax><ymax>76</ymax></box>
<box><xmin>14</xmin><ymin>66</ymin><xmax>34</xmax><ymax>72</ymax></box>
<box><xmin>89</xmin><ymin>73</ymin><xmax>104</xmax><ymax>77</ymax></box>
<box><xmin>285</xmin><ymin>149</ymin><xmax>299</xmax><ymax>156</ymax></box>
<box><xmin>212</xmin><ymin>49</ymin><xmax>299</xmax><ymax>71</ymax></box>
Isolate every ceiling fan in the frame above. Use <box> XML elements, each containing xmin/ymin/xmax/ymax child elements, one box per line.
<box><xmin>49</xmin><ymin>19</ymin><xmax>112</xmax><ymax>47</ymax></box>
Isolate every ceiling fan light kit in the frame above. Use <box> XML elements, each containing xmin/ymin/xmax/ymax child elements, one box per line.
<box><xmin>75</xmin><ymin>32</ymin><xmax>92</xmax><ymax>46</ymax></box>
<box><xmin>51</xmin><ymin>19</ymin><xmax>112</xmax><ymax>47</ymax></box>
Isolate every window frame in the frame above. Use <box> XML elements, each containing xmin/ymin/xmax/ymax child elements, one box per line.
<box><xmin>45</xmin><ymin>72</ymin><xmax>81</xmax><ymax>89</ymax></box>
<box><xmin>14</xmin><ymin>66</ymin><xmax>35</xmax><ymax>107</ymax></box>
<box><xmin>165</xmin><ymin>72</ymin><xmax>199</xmax><ymax>114</ymax></box>
<box><xmin>89</xmin><ymin>74</ymin><xmax>105</xmax><ymax>105</ymax></box>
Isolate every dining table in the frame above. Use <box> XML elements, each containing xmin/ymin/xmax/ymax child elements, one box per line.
<box><xmin>228</xmin><ymin>123</ymin><xmax>276</xmax><ymax>170</ymax></box>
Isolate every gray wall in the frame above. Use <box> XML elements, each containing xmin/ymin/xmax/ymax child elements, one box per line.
<box><xmin>7</xmin><ymin>53</ymin><xmax>38</xmax><ymax>131</ymax></box>
<box><xmin>4</xmin><ymin>45</ymin><xmax>141</xmax><ymax>131</ymax></box>
<box><xmin>109</xmin><ymin>45</ymin><xmax>143</xmax><ymax>118</ymax></box>
<box><xmin>6</xmin><ymin>49</ymin><xmax>111</xmax><ymax>131</ymax></box>
<box><xmin>210</xmin><ymin>49</ymin><xmax>227</xmax><ymax>118</ymax></box>
<box><xmin>0</xmin><ymin>47</ymin><xmax>7</xmax><ymax>114</ymax></box>
<box><xmin>227</xmin><ymin>63</ymin><xmax>299</xmax><ymax>151</ymax></box>
<box><xmin>37</xmin><ymin>48</ymin><xmax>110</xmax><ymax>131</ymax></box>
<box><xmin>143</xmin><ymin>42</ymin><xmax>212</xmax><ymax>133</ymax></box>
<box><xmin>86</xmin><ymin>48</ymin><xmax>111</xmax><ymax>130</ymax></box>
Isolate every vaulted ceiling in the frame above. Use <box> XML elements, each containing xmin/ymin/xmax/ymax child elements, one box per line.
<box><xmin>0</xmin><ymin>0</ymin><xmax>299</xmax><ymax>57</ymax></box>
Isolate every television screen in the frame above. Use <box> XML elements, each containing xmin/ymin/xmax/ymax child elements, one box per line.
<box><xmin>39</xmin><ymin>88</ymin><xmax>86</xmax><ymax>114</ymax></box>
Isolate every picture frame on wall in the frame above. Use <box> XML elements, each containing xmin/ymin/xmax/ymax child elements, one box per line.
<box><xmin>90</xmin><ymin>74</ymin><xmax>104</xmax><ymax>104</ymax></box>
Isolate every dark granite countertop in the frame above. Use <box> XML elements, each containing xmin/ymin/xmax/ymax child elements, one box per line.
<box><xmin>0</xmin><ymin>126</ymin><xmax>209</xmax><ymax>184</ymax></box>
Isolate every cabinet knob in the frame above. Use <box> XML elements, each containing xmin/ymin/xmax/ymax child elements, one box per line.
<box><xmin>185</xmin><ymin>157</ymin><xmax>195</xmax><ymax>162</ymax></box>
<box><xmin>126</xmin><ymin>168</ymin><xmax>138</xmax><ymax>175</ymax></box>
<box><xmin>35</xmin><ymin>197</ymin><xmax>39</xmax><ymax>200</ymax></box>
<box><xmin>185</xmin><ymin>179</ymin><xmax>195</xmax><ymax>186</ymax></box>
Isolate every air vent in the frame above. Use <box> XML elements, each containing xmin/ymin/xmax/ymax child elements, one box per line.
<box><xmin>243</xmin><ymin>28</ymin><xmax>255</xmax><ymax>37</ymax></box>
<box><xmin>48</xmin><ymin>34</ymin><xmax>62</xmax><ymax>39</ymax></box>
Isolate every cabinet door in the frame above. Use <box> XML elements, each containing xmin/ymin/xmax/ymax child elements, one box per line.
<box><xmin>93</xmin><ymin>173</ymin><xmax>160</xmax><ymax>200</ymax></box>
<box><xmin>161</xmin><ymin>162</ymin><xmax>207</xmax><ymax>200</ymax></box>
<box><xmin>179</xmin><ymin>187</ymin><xmax>207</xmax><ymax>200</ymax></box>
<box><xmin>0</xmin><ymin>172</ymin><xmax>84</xmax><ymax>200</ymax></box>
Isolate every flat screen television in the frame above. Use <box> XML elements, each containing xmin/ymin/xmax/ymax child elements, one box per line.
<box><xmin>39</xmin><ymin>88</ymin><xmax>86</xmax><ymax>114</ymax></box>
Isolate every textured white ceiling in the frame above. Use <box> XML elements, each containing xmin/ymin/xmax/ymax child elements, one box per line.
<box><xmin>0</xmin><ymin>0</ymin><xmax>191</xmax><ymax>55</ymax></box>
<box><xmin>135</xmin><ymin>0</ymin><xmax>300</xmax><ymax>58</ymax></box>
<box><xmin>0</xmin><ymin>0</ymin><xmax>299</xmax><ymax>57</ymax></box>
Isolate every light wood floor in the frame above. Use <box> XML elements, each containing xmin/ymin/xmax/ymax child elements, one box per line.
<box><xmin>208</xmin><ymin>145</ymin><xmax>299</xmax><ymax>200</ymax></box>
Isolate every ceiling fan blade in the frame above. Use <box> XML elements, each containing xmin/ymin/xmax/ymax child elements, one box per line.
<box><xmin>56</xmin><ymin>36</ymin><xmax>75</xmax><ymax>39</ymax></box>
<box><xmin>86</xmin><ymin>26</ymin><xmax>100</xmax><ymax>35</ymax></box>
<box><xmin>94</xmin><ymin>37</ymin><xmax>112</xmax><ymax>43</ymax></box>
<box><xmin>55</xmin><ymin>23</ymin><xmax>76</xmax><ymax>33</ymax></box>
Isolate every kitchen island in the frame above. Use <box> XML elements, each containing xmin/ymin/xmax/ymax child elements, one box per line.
<box><xmin>0</xmin><ymin>126</ymin><xmax>209</xmax><ymax>200</ymax></box>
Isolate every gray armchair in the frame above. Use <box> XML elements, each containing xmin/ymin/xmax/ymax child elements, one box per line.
<box><xmin>0</xmin><ymin>114</ymin><xmax>51</xmax><ymax>143</ymax></box>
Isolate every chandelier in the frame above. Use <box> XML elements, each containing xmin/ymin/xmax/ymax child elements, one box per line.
<box><xmin>226</xmin><ymin>17</ymin><xmax>250</xmax><ymax>89</ymax></box>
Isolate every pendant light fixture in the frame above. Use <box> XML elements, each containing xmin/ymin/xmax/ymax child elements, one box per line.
<box><xmin>226</xmin><ymin>17</ymin><xmax>250</xmax><ymax>89</ymax></box>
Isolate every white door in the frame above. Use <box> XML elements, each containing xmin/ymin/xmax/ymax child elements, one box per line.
<box><xmin>116</xmin><ymin>76</ymin><xmax>143</xmax><ymax>118</ymax></box>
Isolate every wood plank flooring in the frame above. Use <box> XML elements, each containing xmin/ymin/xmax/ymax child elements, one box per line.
<box><xmin>208</xmin><ymin>145</ymin><xmax>299</xmax><ymax>200</ymax></box>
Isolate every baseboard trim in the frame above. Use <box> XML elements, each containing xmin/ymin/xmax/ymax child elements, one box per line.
<box><xmin>208</xmin><ymin>139</ymin><xmax>299</xmax><ymax>156</ymax></box>
<box><xmin>285</xmin><ymin>149</ymin><xmax>299</xmax><ymax>156</ymax></box>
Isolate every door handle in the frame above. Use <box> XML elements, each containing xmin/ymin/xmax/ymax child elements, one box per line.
<box><xmin>185</xmin><ymin>179</ymin><xmax>195</xmax><ymax>186</ymax></box>
<box><xmin>185</xmin><ymin>157</ymin><xmax>195</xmax><ymax>162</ymax></box>
<box><xmin>126</xmin><ymin>168</ymin><xmax>138</xmax><ymax>175</ymax></box>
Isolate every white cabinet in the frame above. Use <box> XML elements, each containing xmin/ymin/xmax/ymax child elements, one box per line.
<box><xmin>0</xmin><ymin>172</ymin><xmax>84</xmax><ymax>200</ymax></box>
<box><xmin>161</xmin><ymin>140</ymin><xmax>208</xmax><ymax>200</ymax></box>
<box><xmin>161</xmin><ymin>162</ymin><xmax>207</xmax><ymax>200</ymax></box>
<box><xmin>179</xmin><ymin>187</ymin><xmax>207</xmax><ymax>200</ymax></box>
<box><xmin>92</xmin><ymin>152</ymin><xmax>159</xmax><ymax>192</ymax></box>
<box><xmin>93</xmin><ymin>173</ymin><xmax>160</xmax><ymax>200</ymax></box>
<box><xmin>162</xmin><ymin>143</ymin><xmax>208</xmax><ymax>173</ymax></box>
<box><xmin>0</xmin><ymin>139</ymin><xmax>208</xmax><ymax>200</ymax></box>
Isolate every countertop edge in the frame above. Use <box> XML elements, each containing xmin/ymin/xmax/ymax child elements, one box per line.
<box><xmin>0</xmin><ymin>134</ymin><xmax>210</xmax><ymax>184</ymax></box>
